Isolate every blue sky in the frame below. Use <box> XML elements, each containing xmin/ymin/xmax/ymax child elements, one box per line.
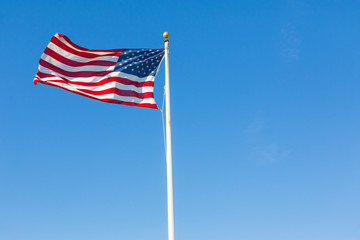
<box><xmin>1</xmin><ymin>0</ymin><xmax>360</xmax><ymax>240</ymax></box>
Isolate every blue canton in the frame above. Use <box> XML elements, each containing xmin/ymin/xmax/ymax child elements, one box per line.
<box><xmin>114</xmin><ymin>49</ymin><xmax>165</xmax><ymax>78</ymax></box>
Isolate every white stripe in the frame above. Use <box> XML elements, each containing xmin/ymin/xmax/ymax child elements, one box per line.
<box><xmin>66</xmin><ymin>81</ymin><xmax>154</xmax><ymax>93</ymax></box>
<box><xmin>45</xmin><ymin>78</ymin><xmax>154</xmax><ymax>94</ymax></box>
<box><xmin>55</xmin><ymin>34</ymin><xmax>120</xmax><ymax>55</ymax></box>
<box><xmin>47</xmin><ymin>42</ymin><xmax>119</xmax><ymax>63</ymax></box>
<box><xmin>41</xmin><ymin>53</ymin><xmax>115</xmax><ymax>72</ymax></box>
<box><xmin>41</xmin><ymin>77</ymin><xmax>156</xmax><ymax>104</ymax></box>
<box><xmin>38</xmin><ymin>65</ymin><xmax>155</xmax><ymax>83</ymax></box>
<box><xmin>35</xmin><ymin>74</ymin><xmax>59</xmax><ymax>81</ymax></box>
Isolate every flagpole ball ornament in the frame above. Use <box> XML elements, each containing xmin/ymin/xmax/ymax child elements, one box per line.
<box><xmin>163</xmin><ymin>32</ymin><xmax>170</xmax><ymax>39</ymax></box>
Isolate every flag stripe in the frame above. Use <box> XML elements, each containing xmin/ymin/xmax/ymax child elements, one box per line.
<box><xmin>45</xmin><ymin>78</ymin><xmax>154</xmax><ymax>94</ymax></box>
<box><xmin>44</xmin><ymin>47</ymin><xmax>116</xmax><ymax>67</ymax></box>
<box><xmin>78</xmin><ymin>87</ymin><xmax>154</xmax><ymax>99</ymax></box>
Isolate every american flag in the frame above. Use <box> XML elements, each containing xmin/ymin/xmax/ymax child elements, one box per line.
<box><xmin>34</xmin><ymin>33</ymin><xmax>165</xmax><ymax>109</ymax></box>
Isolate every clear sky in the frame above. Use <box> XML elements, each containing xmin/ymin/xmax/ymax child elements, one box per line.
<box><xmin>1</xmin><ymin>1</ymin><xmax>359</xmax><ymax>240</ymax></box>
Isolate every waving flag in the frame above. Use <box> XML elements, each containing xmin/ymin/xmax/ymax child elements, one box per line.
<box><xmin>34</xmin><ymin>33</ymin><xmax>164</xmax><ymax>109</ymax></box>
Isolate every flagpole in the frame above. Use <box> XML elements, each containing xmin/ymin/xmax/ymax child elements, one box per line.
<box><xmin>163</xmin><ymin>32</ymin><xmax>175</xmax><ymax>240</ymax></box>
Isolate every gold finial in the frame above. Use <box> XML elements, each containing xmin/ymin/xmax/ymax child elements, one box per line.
<box><xmin>163</xmin><ymin>32</ymin><xmax>170</xmax><ymax>39</ymax></box>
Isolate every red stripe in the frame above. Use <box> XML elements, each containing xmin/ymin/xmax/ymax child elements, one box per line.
<box><xmin>68</xmin><ymin>77</ymin><xmax>154</xmax><ymax>88</ymax></box>
<box><xmin>34</xmin><ymin>78</ymin><xmax>158</xmax><ymax>109</ymax></box>
<box><xmin>59</xmin><ymin>34</ymin><xmax>124</xmax><ymax>53</ymax></box>
<box><xmin>39</xmin><ymin>59</ymin><xmax>111</xmax><ymax>78</ymax></box>
<box><xmin>36</xmin><ymin>72</ymin><xmax>154</xmax><ymax>88</ymax></box>
<box><xmin>44</xmin><ymin>47</ymin><xmax>116</xmax><ymax>67</ymax></box>
<box><xmin>51</xmin><ymin>36</ymin><xmax>122</xmax><ymax>59</ymax></box>
<box><xmin>77</xmin><ymin>87</ymin><xmax>154</xmax><ymax>99</ymax></box>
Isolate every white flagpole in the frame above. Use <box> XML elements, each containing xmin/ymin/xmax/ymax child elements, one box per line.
<box><xmin>163</xmin><ymin>32</ymin><xmax>175</xmax><ymax>240</ymax></box>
